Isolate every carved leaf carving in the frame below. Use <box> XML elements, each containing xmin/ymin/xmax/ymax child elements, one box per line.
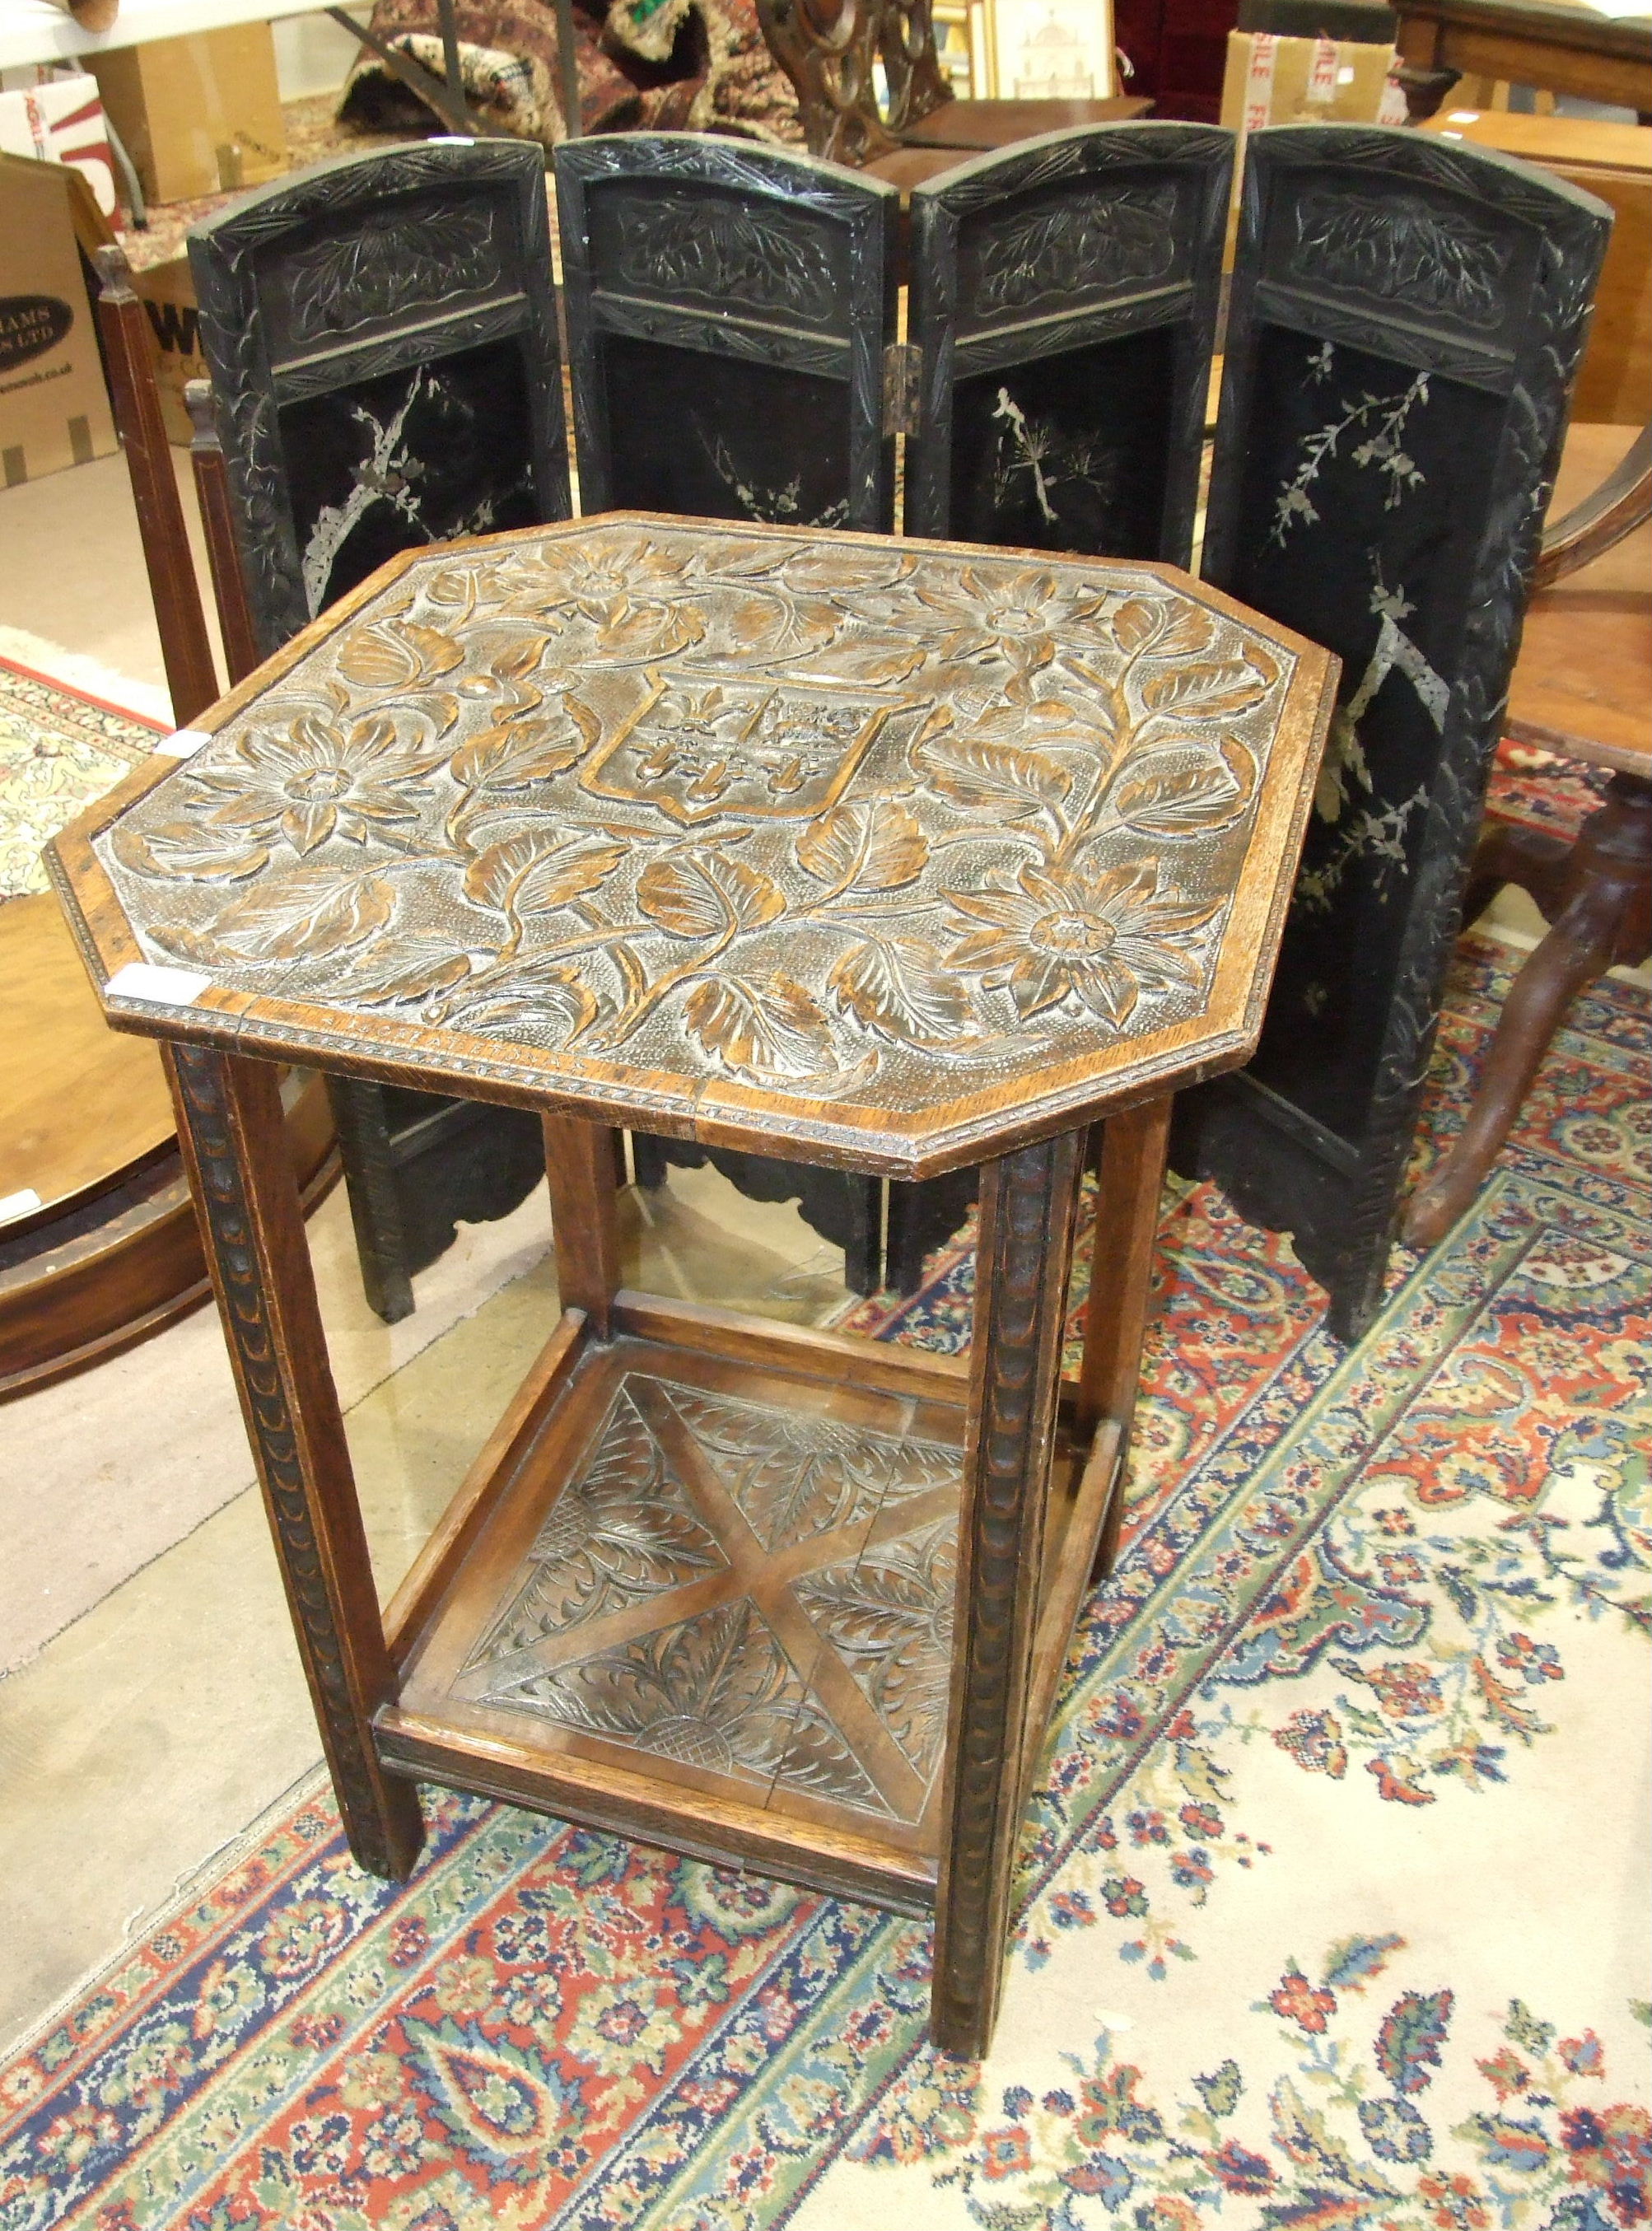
<box><xmin>636</xmin><ymin>852</ymin><xmax>786</xmax><ymax>940</ymax></box>
<box><xmin>915</xmin><ymin>730</ymin><xmax>1073</xmax><ymax>816</ymax></box>
<box><xmin>1113</xmin><ymin>597</ymin><xmax>1220</xmax><ymax>663</ymax></box>
<box><xmin>336</xmin><ymin>610</ymin><xmax>464</xmax><ymax>690</ymax></box>
<box><xmin>110</xmin><ymin>819</ymin><xmax>268</xmax><ymax>882</ymax></box>
<box><xmin>449</xmin><ymin>959</ymin><xmax>599</xmax><ymax>1037</ymax></box>
<box><xmin>795</xmin><ymin>800</ymin><xmax>927</xmax><ymax>894</ymax></box>
<box><xmin>1141</xmin><ymin>649</ymin><xmax>1278</xmax><ymax>720</ymax></box>
<box><xmin>684</xmin><ymin>971</ymin><xmax>834</xmax><ymax>1080</ymax></box>
<box><xmin>1108</xmin><ymin>735</ymin><xmax>1257</xmax><ymax>836</ymax></box>
<box><xmin>464</xmin><ymin>830</ymin><xmax>627</xmax><ymax>917</ymax></box>
<box><xmin>450</xmin><ymin>697</ymin><xmax>601</xmax><ymax>790</ymax></box>
<box><xmin>340</xmin><ymin>936</ymin><xmax>474</xmax><ymax>1007</ymax></box>
<box><xmin>210</xmin><ymin>865</ymin><xmax>396</xmax><ymax>960</ymax></box>
<box><xmin>828</xmin><ymin>937</ymin><xmax>969</xmax><ymax>1046</ymax></box>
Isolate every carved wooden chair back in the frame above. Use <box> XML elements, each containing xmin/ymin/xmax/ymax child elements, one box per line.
<box><xmin>906</xmin><ymin>121</ymin><xmax>1232</xmax><ymax>555</ymax></box>
<box><xmin>554</xmin><ymin>133</ymin><xmax>899</xmax><ymax>535</ymax></box>
<box><xmin>187</xmin><ymin>138</ymin><xmax>569</xmax><ymax>662</ymax></box>
<box><xmin>1175</xmin><ymin>124</ymin><xmax>1610</xmax><ymax>1339</ymax></box>
<box><xmin>758</xmin><ymin>0</ymin><xmax>1141</xmax><ymax>170</ymax></box>
<box><xmin>758</xmin><ymin>0</ymin><xmax>902</xmax><ymax>166</ymax></box>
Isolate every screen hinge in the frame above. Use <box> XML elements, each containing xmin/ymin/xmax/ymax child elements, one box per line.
<box><xmin>881</xmin><ymin>342</ymin><xmax>922</xmax><ymax>437</ymax></box>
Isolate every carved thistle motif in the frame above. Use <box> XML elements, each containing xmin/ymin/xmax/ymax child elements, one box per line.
<box><xmin>1287</xmin><ymin>192</ymin><xmax>1512</xmax><ymax>330</ymax></box>
<box><xmin>276</xmin><ymin>203</ymin><xmax>503</xmax><ymax>348</ymax></box>
<box><xmin>969</xmin><ymin>185</ymin><xmax>1178</xmax><ymax>318</ymax></box>
<box><xmin>452</xmin><ymin>1372</ymin><xmax>960</xmax><ymax>1822</ymax></box>
<box><xmin>96</xmin><ymin>521</ymin><xmax>1295</xmax><ymax>1120</ymax></box>
<box><xmin>613</xmin><ymin>194</ymin><xmax>837</xmax><ymax>322</ymax></box>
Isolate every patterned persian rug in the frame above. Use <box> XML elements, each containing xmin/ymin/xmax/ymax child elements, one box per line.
<box><xmin>0</xmin><ymin>656</ymin><xmax>158</xmax><ymax>901</ymax></box>
<box><xmin>3</xmin><ymin>926</ymin><xmax>1645</xmax><ymax>2231</ymax></box>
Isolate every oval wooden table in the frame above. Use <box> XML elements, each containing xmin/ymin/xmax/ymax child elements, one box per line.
<box><xmin>49</xmin><ymin>513</ymin><xmax>1336</xmax><ymax>2057</ymax></box>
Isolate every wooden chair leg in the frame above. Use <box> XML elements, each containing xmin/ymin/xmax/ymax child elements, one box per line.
<box><xmin>544</xmin><ymin>1115</ymin><xmax>623</xmax><ymax>1338</ymax></box>
<box><xmin>184</xmin><ymin>378</ymin><xmax>264</xmax><ymax>687</ymax></box>
<box><xmin>1461</xmin><ymin>818</ymin><xmax>1570</xmax><ymax>928</ymax></box>
<box><xmin>1407</xmin><ymin>775</ymin><xmax>1651</xmax><ymax>1249</ymax></box>
<box><xmin>167</xmin><ymin>1045</ymin><xmax>424</xmax><ymax>1879</ymax></box>
<box><xmin>932</xmin><ymin>1127</ymin><xmax>1086</xmax><ymax>2058</ymax></box>
<box><xmin>94</xmin><ymin>246</ymin><xmax>220</xmax><ymax>727</ymax></box>
<box><xmin>325</xmin><ymin>1076</ymin><xmax>416</xmax><ymax>1324</ymax></box>
<box><xmin>1076</xmin><ymin>1094</ymin><xmax>1172</xmax><ymax>1580</ymax></box>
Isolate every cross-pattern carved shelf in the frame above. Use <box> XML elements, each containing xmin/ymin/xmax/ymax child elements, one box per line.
<box><xmin>390</xmin><ymin>1329</ymin><xmax>1010</xmax><ymax>1899</ymax></box>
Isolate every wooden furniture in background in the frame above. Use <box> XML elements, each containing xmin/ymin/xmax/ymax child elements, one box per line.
<box><xmin>1418</xmin><ymin>110</ymin><xmax>1652</xmax><ymax>591</ymax></box>
<box><xmin>1390</xmin><ymin>0</ymin><xmax>1652</xmax><ymax>119</ymax></box>
<box><xmin>0</xmin><ymin>894</ymin><xmax>336</xmax><ymax>1400</ymax></box>
<box><xmin>1172</xmin><ymin>124</ymin><xmax>1610</xmax><ymax>1340</ymax></box>
<box><xmin>1117</xmin><ymin>0</ymin><xmax>1245</xmax><ymax>119</ymax></box>
<box><xmin>1421</xmin><ymin>110</ymin><xmax>1652</xmax><ymax>422</ymax></box>
<box><xmin>1406</xmin><ymin>422</ymin><xmax>1651</xmax><ymax>1243</ymax></box>
<box><xmin>49</xmin><ymin>513</ymin><xmax>1337</xmax><ymax>2056</ymax></box>
<box><xmin>757</xmin><ymin>0</ymin><xmax>1146</xmax><ymax>175</ymax></box>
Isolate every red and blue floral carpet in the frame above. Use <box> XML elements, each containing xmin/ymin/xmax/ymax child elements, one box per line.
<box><xmin>3</xmin><ymin>922</ymin><xmax>1646</xmax><ymax>2231</ymax></box>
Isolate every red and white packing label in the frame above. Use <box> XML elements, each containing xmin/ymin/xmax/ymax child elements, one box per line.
<box><xmin>1306</xmin><ymin>35</ymin><xmax>1340</xmax><ymax>102</ymax></box>
<box><xmin>1377</xmin><ymin>72</ymin><xmax>1410</xmax><ymax>124</ymax></box>
<box><xmin>1243</xmin><ymin>31</ymin><xmax>1278</xmax><ymax>133</ymax></box>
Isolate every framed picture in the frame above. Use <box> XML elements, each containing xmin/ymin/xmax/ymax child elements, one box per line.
<box><xmin>982</xmin><ymin>0</ymin><xmax>1118</xmax><ymax>100</ymax></box>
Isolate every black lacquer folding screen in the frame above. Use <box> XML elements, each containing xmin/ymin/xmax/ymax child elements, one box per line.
<box><xmin>886</xmin><ymin>122</ymin><xmax>1233</xmax><ymax>1291</ymax></box>
<box><xmin>907</xmin><ymin>121</ymin><xmax>1232</xmax><ymax>562</ymax></box>
<box><xmin>188</xmin><ymin>140</ymin><xmax>569</xmax><ymax>1323</ymax></box>
<box><xmin>1175</xmin><ymin>126</ymin><xmax>1609</xmax><ymax>1339</ymax></box>
<box><xmin>554</xmin><ymin>133</ymin><xmax>899</xmax><ymax>535</ymax></box>
<box><xmin>189</xmin><ymin>138</ymin><xmax>570</xmax><ymax>660</ymax></box>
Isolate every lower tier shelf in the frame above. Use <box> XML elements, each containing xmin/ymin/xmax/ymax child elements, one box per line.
<box><xmin>388</xmin><ymin>1321</ymin><xmax>991</xmax><ymax>1907</ymax></box>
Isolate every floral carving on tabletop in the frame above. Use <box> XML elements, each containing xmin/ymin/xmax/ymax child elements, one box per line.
<box><xmin>96</xmin><ymin>524</ymin><xmax>1295</xmax><ymax>1102</ymax></box>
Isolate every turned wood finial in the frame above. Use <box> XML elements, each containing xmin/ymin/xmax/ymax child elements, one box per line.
<box><xmin>184</xmin><ymin>379</ymin><xmax>222</xmax><ymax>453</ymax></box>
<box><xmin>93</xmin><ymin>243</ymin><xmax>138</xmax><ymax>302</ymax></box>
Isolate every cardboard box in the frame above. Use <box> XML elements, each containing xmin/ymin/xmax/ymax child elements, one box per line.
<box><xmin>1422</xmin><ymin>110</ymin><xmax>1652</xmax><ymax>424</ymax></box>
<box><xmin>0</xmin><ymin>73</ymin><xmax>120</xmax><ymax>220</ymax></box>
<box><xmin>130</xmin><ymin>253</ymin><xmax>207</xmax><ymax>446</ymax></box>
<box><xmin>0</xmin><ymin>151</ymin><xmax>118</xmax><ymax>483</ymax></box>
<box><xmin>1218</xmin><ymin>29</ymin><xmax>1402</xmax><ymax>133</ymax></box>
<box><xmin>1219</xmin><ymin>33</ymin><xmax>1405</xmax><ymax>265</ymax></box>
<box><xmin>88</xmin><ymin>25</ymin><xmax>287</xmax><ymax>205</ymax></box>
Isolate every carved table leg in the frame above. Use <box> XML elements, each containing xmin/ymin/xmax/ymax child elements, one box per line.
<box><xmin>544</xmin><ymin>1114</ymin><xmax>622</xmax><ymax>1338</ymax></box>
<box><xmin>1405</xmin><ymin>777</ymin><xmax>1652</xmax><ymax>1248</ymax></box>
<box><xmin>326</xmin><ymin>1075</ymin><xmax>416</xmax><ymax>1324</ymax></box>
<box><xmin>1076</xmin><ymin>1094</ymin><xmax>1172</xmax><ymax>1580</ymax></box>
<box><xmin>932</xmin><ymin>1127</ymin><xmax>1086</xmax><ymax>2058</ymax></box>
<box><xmin>168</xmin><ymin>1046</ymin><xmax>425</xmax><ymax>1879</ymax></box>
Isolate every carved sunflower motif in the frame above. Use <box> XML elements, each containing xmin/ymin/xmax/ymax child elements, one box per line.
<box><xmin>944</xmin><ymin>859</ymin><xmax>1224</xmax><ymax>1025</ymax></box>
<box><xmin>189</xmin><ymin>713</ymin><xmax>444</xmax><ymax>856</ymax></box>
<box><xmin>497</xmin><ymin>534</ymin><xmax>695</xmax><ymax>628</ymax></box>
<box><xmin>906</xmin><ymin>565</ymin><xmax>1103</xmax><ymax>673</ymax></box>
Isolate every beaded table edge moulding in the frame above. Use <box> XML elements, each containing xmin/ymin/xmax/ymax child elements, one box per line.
<box><xmin>45</xmin><ymin>514</ymin><xmax>1338</xmax><ymax>1181</ymax></box>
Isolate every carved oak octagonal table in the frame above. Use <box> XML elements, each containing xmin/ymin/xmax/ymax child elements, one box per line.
<box><xmin>50</xmin><ymin>515</ymin><xmax>1336</xmax><ymax>2057</ymax></box>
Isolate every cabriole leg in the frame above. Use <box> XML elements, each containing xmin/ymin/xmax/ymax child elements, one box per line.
<box><xmin>168</xmin><ymin>1045</ymin><xmax>425</xmax><ymax>1880</ymax></box>
<box><xmin>932</xmin><ymin>1127</ymin><xmax>1086</xmax><ymax>2057</ymax></box>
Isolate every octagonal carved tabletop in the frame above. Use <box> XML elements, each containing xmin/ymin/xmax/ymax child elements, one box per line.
<box><xmin>49</xmin><ymin>516</ymin><xmax>1337</xmax><ymax>1178</ymax></box>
